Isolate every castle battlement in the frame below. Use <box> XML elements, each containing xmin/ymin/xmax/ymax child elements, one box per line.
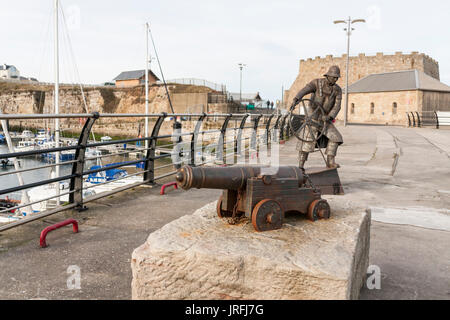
<box><xmin>299</xmin><ymin>51</ymin><xmax>438</xmax><ymax>65</ymax></box>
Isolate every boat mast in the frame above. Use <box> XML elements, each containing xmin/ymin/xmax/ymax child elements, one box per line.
<box><xmin>54</xmin><ymin>0</ymin><xmax>60</xmax><ymax>205</ymax></box>
<box><xmin>145</xmin><ymin>22</ymin><xmax>149</xmax><ymax>151</ymax></box>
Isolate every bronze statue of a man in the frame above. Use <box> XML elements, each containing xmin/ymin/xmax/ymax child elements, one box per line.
<box><xmin>291</xmin><ymin>65</ymin><xmax>343</xmax><ymax>169</ymax></box>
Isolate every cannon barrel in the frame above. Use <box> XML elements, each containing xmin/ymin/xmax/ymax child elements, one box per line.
<box><xmin>175</xmin><ymin>165</ymin><xmax>306</xmax><ymax>190</ymax></box>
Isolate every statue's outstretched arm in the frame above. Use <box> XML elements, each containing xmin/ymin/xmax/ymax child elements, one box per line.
<box><xmin>291</xmin><ymin>81</ymin><xmax>316</xmax><ymax>109</ymax></box>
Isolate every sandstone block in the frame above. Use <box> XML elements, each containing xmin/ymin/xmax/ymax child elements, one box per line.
<box><xmin>131</xmin><ymin>201</ymin><xmax>370</xmax><ymax>300</ymax></box>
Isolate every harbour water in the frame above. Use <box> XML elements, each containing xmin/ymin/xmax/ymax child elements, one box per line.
<box><xmin>1</xmin><ymin>143</ymin><xmax>80</xmax><ymax>200</ymax></box>
<box><xmin>0</xmin><ymin>142</ymin><xmax>174</xmax><ymax>201</ymax></box>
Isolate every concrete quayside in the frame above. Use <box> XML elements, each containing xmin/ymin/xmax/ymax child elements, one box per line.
<box><xmin>0</xmin><ymin>124</ymin><xmax>449</xmax><ymax>299</ymax></box>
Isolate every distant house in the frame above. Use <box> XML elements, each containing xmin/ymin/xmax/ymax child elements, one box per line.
<box><xmin>0</xmin><ymin>64</ymin><xmax>20</xmax><ymax>79</ymax></box>
<box><xmin>113</xmin><ymin>69</ymin><xmax>160</xmax><ymax>87</ymax></box>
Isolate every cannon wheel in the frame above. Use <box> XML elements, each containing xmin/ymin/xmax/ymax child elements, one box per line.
<box><xmin>216</xmin><ymin>195</ymin><xmax>233</xmax><ymax>218</ymax></box>
<box><xmin>251</xmin><ymin>199</ymin><xmax>284</xmax><ymax>232</ymax></box>
<box><xmin>307</xmin><ymin>199</ymin><xmax>331</xmax><ymax>221</ymax></box>
<box><xmin>289</xmin><ymin>99</ymin><xmax>327</xmax><ymax>143</ymax></box>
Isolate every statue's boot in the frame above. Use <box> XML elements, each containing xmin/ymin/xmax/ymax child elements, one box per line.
<box><xmin>326</xmin><ymin>155</ymin><xmax>340</xmax><ymax>169</ymax></box>
<box><xmin>325</xmin><ymin>141</ymin><xmax>340</xmax><ymax>168</ymax></box>
<box><xmin>298</xmin><ymin>152</ymin><xmax>309</xmax><ymax>168</ymax></box>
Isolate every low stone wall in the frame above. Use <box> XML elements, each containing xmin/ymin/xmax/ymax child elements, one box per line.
<box><xmin>131</xmin><ymin>200</ymin><xmax>371</xmax><ymax>300</ymax></box>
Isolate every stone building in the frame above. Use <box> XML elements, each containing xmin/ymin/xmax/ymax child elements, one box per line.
<box><xmin>347</xmin><ymin>70</ymin><xmax>450</xmax><ymax>125</ymax></box>
<box><xmin>285</xmin><ymin>52</ymin><xmax>440</xmax><ymax>106</ymax></box>
<box><xmin>284</xmin><ymin>51</ymin><xmax>450</xmax><ymax>125</ymax></box>
<box><xmin>113</xmin><ymin>69</ymin><xmax>159</xmax><ymax>87</ymax></box>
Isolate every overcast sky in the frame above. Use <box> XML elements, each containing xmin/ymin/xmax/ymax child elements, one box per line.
<box><xmin>1</xmin><ymin>0</ymin><xmax>449</xmax><ymax>102</ymax></box>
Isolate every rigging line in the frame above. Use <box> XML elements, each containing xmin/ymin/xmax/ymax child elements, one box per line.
<box><xmin>60</xmin><ymin>6</ymin><xmax>77</xmax><ymax>87</ymax></box>
<box><xmin>60</xmin><ymin>6</ymin><xmax>89</xmax><ymax>112</ymax></box>
<box><xmin>59</xmin><ymin>18</ymin><xmax>73</xmax><ymax>88</ymax></box>
<box><xmin>36</xmin><ymin>6</ymin><xmax>53</xmax><ymax>86</ymax></box>
<box><xmin>60</xmin><ymin>4</ymin><xmax>98</xmax><ymax>146</ymax></box>
<box><xmin>148</xmin><ymin>24</ymin><xmax>175</xmax><ymax>114</ymax></box>
<box><xmin>59</xmin><ymin>4</ymin><xmax>103</xmax><ymax>176</ymax></box>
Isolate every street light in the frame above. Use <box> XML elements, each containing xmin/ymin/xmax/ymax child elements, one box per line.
<box><xmin>334</xmin><ymin>17</ymin><xmax>365</xmax><ymax>126</ymax></box>
<box><xmin>238</xmin><ymin>63</ymin><xmax>246</xmax><ymax>111</ymax></box>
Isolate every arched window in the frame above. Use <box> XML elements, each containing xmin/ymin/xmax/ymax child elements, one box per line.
<box><xmin>392</xmin><ymin>102</ymin><xmax>397</xmax><ymax>115</ymax></box>
<box><xmin>370</xmin><ymin>103</ymin><xmax>375</xmax><ymax>114</ymax></box>
<box><xmin>351</xmin><ymin>103</ymin><xmax>355</xmax><ymax>114</ymax></box>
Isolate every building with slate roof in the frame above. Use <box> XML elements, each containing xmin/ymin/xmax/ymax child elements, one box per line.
<box><xmin>0</xmin><ymin>64</ymin><xmax>20</xmax><ymax>79</ymax></box>
<box><xmin>346</xmin><ymin>69</ymin><xmax>450</xmax><ymax>125</ymax></box>
<box><xmin>113</xmin><ymin>69</ymin><xmax>160</xmax><ymax>87</ymax></box>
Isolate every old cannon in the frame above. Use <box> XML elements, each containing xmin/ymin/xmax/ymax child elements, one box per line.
<box><xmin>175</xmin><ymin>165</ymin><xmax>331</xmax><ymax>232</ymax></box>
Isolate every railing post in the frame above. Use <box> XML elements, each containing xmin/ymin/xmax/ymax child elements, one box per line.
<box><xmin>171</xmin><ymin>119</ymin><xmax>183</xmax><ymax>170</ymax></box>
<box><xmin>415</xmin><ymin>112</ymin><xmax>421</xmax><ymax>127</ymax></box>
<box><xmin>216</xmin><ymin>114</ymin><xmax>232</xmax><ymax>163</ymax></box>
<box><xmin>235</xmin><ymin>114</ymin><xmax>249</xmax><ymax>164</ymax></box>
<box><xmin>272</xmin><ymin>114</ymin><xmax>282</xmax><ymax>143</ymax></box>
<box><xmin>285</xmin><ymin>115</ymin><xmax>291</xmax><ymax>139</ymax></box>
<box><xmin>251</xmin><ymin>114</ymin><xmax>263</xmax><ymax>150</ymax></box>
<box><xmin>435</xmin><ymin>111</ymin><xmax>439</xmax><ymax>129</ymax></box>
<box><xmin>191</xmin><ymin>113</ymin><xmax>206</xmax><ymax>166</ymax></box>
<box><xmin>280</xmin><ymin>115</ymin><xmax>288</xmax><ymax>140</ymax></box>
<box><xmin>144</xmin><ymin>113</ymin><xmax>166</xmax><ymax>185</ymax></box>
<box><xmin>265</xmin><ymin>114</ymin><xmax>274</xmax><ymax>147</ymax></box>
<box><xmin>69</xmin><ymin>112</ymin><xmax>99</xmax><ymax>211</ymax></box>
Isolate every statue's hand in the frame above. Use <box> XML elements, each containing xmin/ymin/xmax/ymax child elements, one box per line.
<box><xmin>321</xmin><ymin>115</ymin><xmax>331</xmax><ymax>122</ymax></box>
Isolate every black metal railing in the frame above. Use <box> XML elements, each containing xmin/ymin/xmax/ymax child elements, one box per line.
<box><xmin>406</xmin><ymin>111</ymin><xmax>441</xmax><ymax>128</ymax></box>
<box><xmin>0</xmin><ymin>111</ymin><xmax>290</xmax><ymax>231</ymax></box>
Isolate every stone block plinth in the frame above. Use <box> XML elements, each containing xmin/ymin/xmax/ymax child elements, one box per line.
<box><xmin>131</xmin><ymin>201</ymin><xmax>370</xmax><ymax>300</ymax></box>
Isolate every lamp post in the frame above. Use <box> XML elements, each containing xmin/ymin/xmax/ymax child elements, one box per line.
<box><xmin>238</xmin><ymin>63</ymin><xmax>246</xmax><ymax>111</ymax></box>
<box><xmin>333</xmin><ymin>17</ymin><xmax>365</xmax><ymax>126</ymax></box>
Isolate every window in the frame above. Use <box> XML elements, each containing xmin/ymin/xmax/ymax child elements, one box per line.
<box><xmin>370</xmin><ymin>103</ymin><xmax>375</xmax><ymax>114</ymax></box>
<box><xmin>351</xmin><ymin>103</ymin><xmax>355</xmax><ymax>114</ymax></box>
<box><xmin>392</xmin><ymin>102</ymin><xmax>397</xmax><ymax>115</ymax></box>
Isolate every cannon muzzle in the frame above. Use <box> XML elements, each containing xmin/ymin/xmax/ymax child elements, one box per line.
<box><xmin>176</xmin><ymin>165</ymin><xmax>306</xmax><ymax>190</ymax></box>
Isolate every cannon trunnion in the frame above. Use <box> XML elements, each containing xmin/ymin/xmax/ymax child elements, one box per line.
<box><xmin>176</xmin><ymin>165</ymin><xmax>331</xmax><ymax>232</ymax></box>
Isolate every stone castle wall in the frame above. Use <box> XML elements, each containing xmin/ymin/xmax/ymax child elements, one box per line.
<box><xmin>284</xmin><ymin>52</ymin><xmax>440</xmax><ymax>108</ymax></box>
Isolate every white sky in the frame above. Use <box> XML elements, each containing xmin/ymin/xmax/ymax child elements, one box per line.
<box><xmin>1</xmin><ymin>0</ymin><xmax>449</xmax><ymax>102</ymax></box>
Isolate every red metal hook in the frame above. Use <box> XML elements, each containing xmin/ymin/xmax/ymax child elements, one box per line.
<box><xmin>40</xmin><ymin>219</ymin><xmax>79</xmax><ymax>248</ymax></box>
<box><xmin>160</xmin><ymin>182</ymin><xmax>178</xmax><ymax>195</ymax></box>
